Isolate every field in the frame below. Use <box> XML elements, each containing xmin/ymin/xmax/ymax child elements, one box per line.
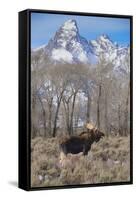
<box><xmin>31</xmin><ymin>135</ymin><xmax>130</xmax><ymax>187</ymax></box>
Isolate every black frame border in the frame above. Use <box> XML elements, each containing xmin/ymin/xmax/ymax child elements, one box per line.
<box><xmin>19</xmin><ymin>9</ymin><xmax>133</xmax><ymax>191</ymax></box>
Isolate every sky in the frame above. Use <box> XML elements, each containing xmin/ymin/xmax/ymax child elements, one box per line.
<box><xmin>31</xmin><ymin>12</ymin><xmax>130</xmax><ymax>49</ymax></box>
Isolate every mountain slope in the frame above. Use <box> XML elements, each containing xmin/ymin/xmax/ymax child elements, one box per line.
<box><xmin>90</xmin><ymin>34</ymin><xmax>130</xmax><ymax>74</ymax></box>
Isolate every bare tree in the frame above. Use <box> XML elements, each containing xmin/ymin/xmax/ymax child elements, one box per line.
<box><xmin>51</xmin><ymin>66</ymin><xmax>69</xmax><ymax>137</ymax></box>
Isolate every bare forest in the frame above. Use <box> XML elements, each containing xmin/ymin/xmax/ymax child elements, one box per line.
<box><xmin>31</xmin><ymin>52</ymin><xmax>130</xmax><ymax>138</ymax></box>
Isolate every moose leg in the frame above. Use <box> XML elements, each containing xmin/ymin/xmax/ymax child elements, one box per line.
<box><xmin>83</xmin><ymin>150</ymin><xmax>88</xmax><ymax>155</ymax></box>
<box><xmin>83</xmin><ymin>144</ymin><xmax>91</xmax><ymax>155</ymax></box>
<box><xmin>60</xmin><ymin>143</ymin><xmax>68</xmax><ymax>155</ymax></box>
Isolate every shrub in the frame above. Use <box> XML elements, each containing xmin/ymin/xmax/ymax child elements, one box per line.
<box><xmin>31</xmin><ymin>135</ymin><xmax>130</xmax><ymax>187</ymax></box>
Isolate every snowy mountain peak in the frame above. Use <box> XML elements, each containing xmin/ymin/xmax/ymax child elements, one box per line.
<box><xmin>90</xmin><ymin>34</ymin><xmax>129</xmax><ymax>75</ymax></box>
<box><xmin>99</xmin><ymin>34</ymin><xmax>111</xmax><ymax>40</ymax></box>
<box><xmin>61</xmin><ymin>19</ymin><xmax>78</xmax><ymax>32</ymax></box>
<box><xmin>52</xmin><ymin>19</ymin><xmax>79</xmax><ymax>49</ymax></box>
<box><xmin>44</xmin><ymin>19</ymin><xmax>96</xmax><ymax>64</ymax></box>
<box><xmin>91</xmin><ymin>34</ymin><xmax>115</xmax><ymax>54</ymax></box>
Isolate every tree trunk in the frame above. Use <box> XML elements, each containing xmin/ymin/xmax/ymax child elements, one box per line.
<box><xmin>124</xmin><ymin>83</ymin><xmax>130</xmax><ymax>136</ymax></box>
<box><xmin>118</xmin><ymin>104</ymin><xmax>122</xmax><ymax>136</ymax></box>
<box><xmin>48</xmin><ymin>103</ymin><xmax>52</xmax><ymax>136</ymax></box>
<box><xmin>86</xmin><ymin>92</ymin><xmax>91</xmax><ymax>123</ymax></box>
<box><xmin>38</xmin><ymin>95</ymin><xmax>46</xmax><ymax>137</ymax></box>
<box><xmin>31</xmin><ymin>92</ymin><xmax>37</xmax><ymax>138</ymax></box>
<box><xmin>42</xmin><ymin>110</ymin><xmax>46</xmax><ymax>137</ymax></box>
<box><xmin>104</xmin><ymin>92</ymin><xmax>108</xmax><ymax>135</ymax></box>
<box><xmin>69</xmin><ymin>93</ymin><xmax>77</xmax><ymax>135</ymax></box>
<box><xmin>52</xmin><ymin>95</ymin><xmax>63</xmax><ymax>137</ymax></box>
<box><xmin>124</xmin><ymin>96</ymin><xmax>129</xmax><ymax>136</ymax></box>
<box><xmin>32</xmin><ymin>124</ymin><xmax>37</xmax><ymax>138</ymax></box>
<box><xmin>63</xmin><ymin>100</ymin><xmax>70</xmax><ymax>135</ymax></box>
<box><xmin>97</xmin><ymin>84</ymin><xmax>102</xmax><ymax>129</ymax></box>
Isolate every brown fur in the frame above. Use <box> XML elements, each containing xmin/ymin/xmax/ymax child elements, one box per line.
<box><xmin>59</xmin><ymin>128</ymin><xmax>104</xmax><ymax>156</ymax></box>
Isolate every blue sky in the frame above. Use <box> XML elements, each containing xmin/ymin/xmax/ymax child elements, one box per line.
<box><xmin>31</xmin><ymin>12</ymin><xmax>130</xmax><ymax>49</ymax></box>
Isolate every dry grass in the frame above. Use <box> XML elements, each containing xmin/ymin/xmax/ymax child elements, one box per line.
<box><xmin>31</xmin><ymin>135</ymin><xmax>130</xmax><ymax>187</ymax></box>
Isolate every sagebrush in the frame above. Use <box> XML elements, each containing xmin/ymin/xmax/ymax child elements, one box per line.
<box><xmin>31</xmin><ymin>135</ymin><xmax>130</xmax><ymax>187</ymax></box>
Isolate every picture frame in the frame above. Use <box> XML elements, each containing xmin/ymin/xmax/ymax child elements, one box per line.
<box><xmin>19</xmin><ymin>9</ymin><xmax>133</xmax><ymax>191</ymax></box>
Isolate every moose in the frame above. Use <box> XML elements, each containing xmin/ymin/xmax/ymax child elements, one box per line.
<box><xmin>59</xmin><ymin>123</ymin><xmax>105</xmax><ymax>157</ymax></box>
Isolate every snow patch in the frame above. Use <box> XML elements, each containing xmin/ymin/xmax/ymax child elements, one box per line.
<box><xmin>62</xmin><ymin>20</ymin><xmax>77</xmax><ymax>31</ymax></box>
<box><xmin>51</xmin><ymin>48</ymin><xmax>73</xmax><ymax>63</ymax></box>
<box><xmin>78</xmin><ymin>52</ymin><xmax>88</xmax><ymax>63</ymax></box>
<box><xmin>32</xmin><ymin>44</ymin><xmax>46</xmax><ymax>52</ymax></box>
